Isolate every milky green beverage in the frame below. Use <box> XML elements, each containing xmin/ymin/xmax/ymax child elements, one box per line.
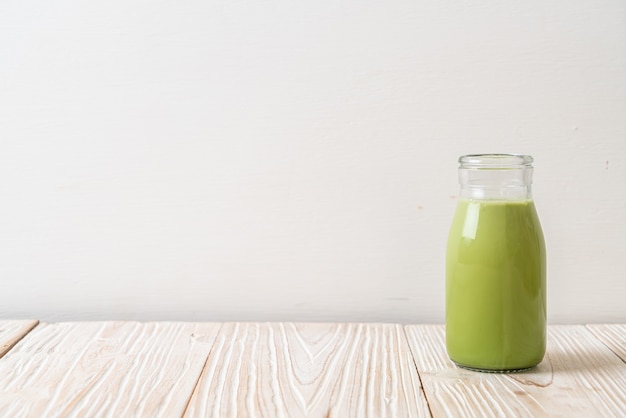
<box><xmin>446</xmin><ymin>198</ymin><xmax>546</xmax><ymax>371</ymax></box>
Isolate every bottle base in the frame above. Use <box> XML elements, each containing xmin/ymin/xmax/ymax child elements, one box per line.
<box><xmin>452</xmin><ymin>361</ymin><xmax>535</xmax><ymax>374</ymax></box>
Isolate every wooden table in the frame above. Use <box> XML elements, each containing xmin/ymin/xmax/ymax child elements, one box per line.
<box><xmin>0</xmin><ymin>321</ymin><xmax>624</xmax><ymax>417</ymax></box>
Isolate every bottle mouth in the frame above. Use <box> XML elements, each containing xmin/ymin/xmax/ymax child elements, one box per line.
<box><xmin>459</xmin><ymin>154</ymin><xmax>533</xmax><ymax>169</ymax></box>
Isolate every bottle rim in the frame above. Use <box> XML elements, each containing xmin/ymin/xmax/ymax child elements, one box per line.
<box><xmin>459</xmin><ymin>154</ymin><xmax>533</xmax><ymax>169</ymax></box>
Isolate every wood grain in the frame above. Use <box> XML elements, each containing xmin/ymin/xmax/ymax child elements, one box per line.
<box><xmin>0</xmin><ymin>321</ymin><xmax>221</xmax><ymax>417</ymax></box>
<box><xmin>0</xmin><ymin>320</ymin><xmax>38</xmax><ymax>359</ymax></box>
<box><xmin>587</xmin><ymin>324</ymin><xmax>626</xmax><ymax>362</ymax></box>
<box><xmin>184</xmin><ymin>322</ymin><xmax>430</xmax><ymax>418</ymax></box>
<box><xmin>405</xmin><ymin>325</ymin><xmax>626</xmax><ymax>418</ymax></box>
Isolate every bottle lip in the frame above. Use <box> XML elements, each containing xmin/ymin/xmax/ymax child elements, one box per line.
<box><xmin>459</xmin><ymin>154</ymin><xmax>533</xmax><ymax>169</ymax></box>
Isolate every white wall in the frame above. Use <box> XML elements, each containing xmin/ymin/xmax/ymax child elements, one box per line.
<box><xmin>1</xmin><ymin>0</ymin><xmax>624</xmax><ymax>323</ymax></box>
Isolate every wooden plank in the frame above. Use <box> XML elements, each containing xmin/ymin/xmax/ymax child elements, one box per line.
<box><xmin>405</xmin><ymin>325</ymin><xmax>626</xmax><ymax>418</ymax></box>
<box><xmin>0</xmin><ymin>320</ymin><xmax>38</xmax><ymax>359</ymax></box>
<box><xmin>184</xmin><ymin>322</ymin><xmax>430</xmax><ymax>417</ymax></box>
<box><xmin>0</xmin><ymin>321</ymin><xmax>221</xmax><ymax>417</ymax></box>
<box><xmin>587</xmin><ymin>324</ymin><xmax>626</xmax><ymax>362</ymax></box>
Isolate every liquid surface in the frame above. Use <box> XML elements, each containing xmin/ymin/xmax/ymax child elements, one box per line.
<box><xmin>446</xmin><ymin>199</ymin><xmax>546</xmax><ymax>371</ymax></box>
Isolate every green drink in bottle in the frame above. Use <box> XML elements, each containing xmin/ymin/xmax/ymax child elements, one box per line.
<box><xmin>446</xmin><ymin>154</ymin><xmax>546</xmax><ymax>372</ymax></box>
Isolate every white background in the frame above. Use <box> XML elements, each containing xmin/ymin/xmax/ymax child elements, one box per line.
<box><xmin>1</xmin><ymin>0</ymin><xmax>624</xmax><ymax>323</ymax></box>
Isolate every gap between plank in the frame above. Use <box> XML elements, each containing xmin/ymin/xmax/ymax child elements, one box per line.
<box><xmin>401</xmin><ymin>325</ymin><xmax>435</xmax><ymax>418</ymax></box>
<box><xmin>180</xmin><ymin>322</ymin><xmax>226</xmax><ymax>418</ymax></box>
<box><xmin>585</xmin><ymin>324</ymin><xmax>626</xmax><ymax>365</ymax></box>
<box><xmin>0</xmin><ymin>320</ymin><xmax>40</xmax><ymax>360</ymax></box>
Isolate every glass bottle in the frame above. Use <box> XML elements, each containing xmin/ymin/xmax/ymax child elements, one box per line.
<box><xmin>446</xmin><ymin>154</ymin><xmax>546</xmax><ymax>372</ymax></box>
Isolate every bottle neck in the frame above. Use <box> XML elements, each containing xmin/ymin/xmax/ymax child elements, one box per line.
<box><xmin>458</xmin><ymin>155</ymin><xmax>534</xmax><ymax>201</ymax></box>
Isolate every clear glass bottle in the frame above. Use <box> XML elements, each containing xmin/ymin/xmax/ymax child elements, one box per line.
<box><xmin>446</xmin><ymin>154</ymin><xmax>546</xmax><ymax>372</ymax></box>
